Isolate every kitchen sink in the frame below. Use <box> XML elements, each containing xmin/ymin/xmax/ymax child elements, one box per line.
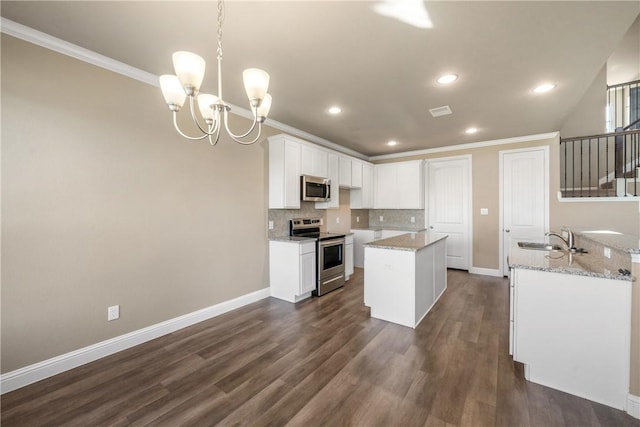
<box><xmin>518</xmin><ymin>241</ymin><xmax>565</xmax><ymax>252</ymax></box>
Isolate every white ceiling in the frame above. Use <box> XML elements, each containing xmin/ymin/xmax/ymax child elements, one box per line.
<box><xmin>2</xmin><ymin>1</ymin><xmax>639</xmax><ymax>156</ymax></box>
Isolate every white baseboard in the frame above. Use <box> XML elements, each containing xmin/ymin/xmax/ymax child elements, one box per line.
<box><xmin>469</xmin><ymin>267</ymin><xmax>503</xmax><ymax>277</ymax></box>
<box><xmin>0</xmin><ymin>287</ymin><xmax>271</xmax><ymax>394</ymax></box>
<box><xmin>628</xmin><ymin>393</ymin><xmax>640</xmax><ymax>419</ymax></box>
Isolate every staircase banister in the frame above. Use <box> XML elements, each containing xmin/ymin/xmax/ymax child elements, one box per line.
<box><xmin>561</xmin><ymin>129</ymin><xmax>640</xmax><ymax>143</ymax></box>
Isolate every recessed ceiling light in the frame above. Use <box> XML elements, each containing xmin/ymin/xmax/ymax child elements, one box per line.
<box><xmin>437</xmin><ymin>74</ymin><xmax>458</xmax><ymax>84</ymax></box>
<box><xmin>533</xmin><ymin>83</ymin><xmax>556</xmax><ymax>93</ymax></box>
<box><xmin>328</xmin><ymin>106</ymin><xmax>342</xmax><ymax>114</ymax></box>
<box><xmin>465</xmin><ymin>127</ymin><xmax>478</xmax><ymax>134</ymax></box>
<box><xmin>387</xmin><ymin>140</ymin><xmax>398</xmax><ymax>146</ymax></box>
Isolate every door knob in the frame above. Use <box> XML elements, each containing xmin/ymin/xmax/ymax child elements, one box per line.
<box><xmin>505</xmin><ymin>229</ymin><xmax>510</xmax><ymax>232</ymax></box>
<box><xmin>429</xmin><ymin>226</ymin><xmax>434</xmax><ymax>229</ymax></box>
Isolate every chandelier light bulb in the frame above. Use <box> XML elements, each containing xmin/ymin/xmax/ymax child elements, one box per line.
<box><xmin>172</xmin><ymin>51</ymin><xmax>206</xmax><ymax>95</ymax></box>
<box><xmin>243</xmin><ymin>68</ymin><xmax>270</xmax><ymax>104</ymax></box>
<box><xmin>256</xmin><ymin>94</ymin><xmax>272</xmax><ymax>121</ymax></box>
<box><xmin>159</xmin><ymin>75</ymin><xmax>187</xmax><ymax>110</ymax></box>
<box><xmin>197</xmin><ymin>93</ymin><xmax>220</xmax><ymax>121</ymax></box>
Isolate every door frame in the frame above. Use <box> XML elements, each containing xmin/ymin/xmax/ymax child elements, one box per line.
<box><xmin>425</xmin><ymin>154</ymin><xmax>473</xmax><ymax>270</ymax></box>
<box><xmin>498</xmin><ymin>146</ymin><xmax>550</xmax><ymax>276</ymax></box>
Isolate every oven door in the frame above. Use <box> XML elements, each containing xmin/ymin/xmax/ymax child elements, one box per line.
<box><xmin>317</xmin><ymin>238</ymin><xmax>345</xmax><ymax>295</ymax></box>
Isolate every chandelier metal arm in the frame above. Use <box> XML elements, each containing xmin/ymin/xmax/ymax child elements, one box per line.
<box><xmin>222</xmin><ymin>107</ymin><xmax>261</xmax><ymax>144</ymax></box>
<box><xmin>207</xmin><ymin>125</ymin><xmax>222</xmax><ymax>146</ymax></box>
<box><xmin>172</xmin><ymin>112</ymin><xmax>212</xmax><ymax>141</ymax></box>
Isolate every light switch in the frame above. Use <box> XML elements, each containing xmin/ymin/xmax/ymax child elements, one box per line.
<box><xmin>379</xmin><ymin>216</ymin><xmax>384</xmax><ymax>222</ymax></box>
<box><xmin>356</xmin><ymin>216</ymin><xmax>360</xmax><ymax>223</ymax></box>
<box><xmin>410</xmin><ymin>216</ymin><xmax>415</xmax><ymax>223</ymax></box>
<box><xmin>480</xmin><ymin>208</ymin><xmax>489</xmax><ymax>216</ymax></box>
<box><xmin>604</xmin><ymin>247</ymin><xmax>611</xmax><ymax>258</ymax></box>
<box><xmin>268</xmin><ymin>221</ymin><xmax>274</xmax><ymax>230</ymax></box>
<box><xmin>336</xmin><ymin>217</ymin><xmax>340</xmax><ymax>224</ymax></box>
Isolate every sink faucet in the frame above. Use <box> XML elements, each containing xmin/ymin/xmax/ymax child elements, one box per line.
<box><xmin>545</xmin><ymin>230</ymin><xmax>576</xmax><ymax>250</ymax></box>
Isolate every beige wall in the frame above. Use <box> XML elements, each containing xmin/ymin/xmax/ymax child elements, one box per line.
<box><xmin>1</xmin><ymin>36</ymin><xmax>278</xmax><ymax>372</ymax></box>
<box><xmin>377</xmin><ymin>135</ymin><xmax>639</xmax><ymax>270</ymax></box>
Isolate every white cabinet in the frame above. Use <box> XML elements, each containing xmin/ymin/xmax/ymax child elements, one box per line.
<box><xmin>315</xmin><ymin>153</ymin><xmax>339</xmax><ymax>209</ymax></box>
<box><xmin>345</xmin><ymin>234</ymin><xmax>354</xmax><ymax>280</ymax></box>
<box><xmin>269</xmin><ymin>240</ymin><xmax>316</xmax><ymax>303</ymax></box>
<box><xmin>339</xmin><ymin>157</ymin><xmax>352</xmax><ymax>187</ymax></box>
<box><xmin>350</xmin><ymin>163</ymin><xmax>374</xmax><ymax>209</ymax></box>
<box><xmin>374</xmin><ymin>160</ymin><xmax>424</xmax><ymax>209</ymax></box>
<box><xmin>269</xmin><ymin>135</ymin><xmax>301</xmax><ymax>209</ymax></box>
<box><xmin>352</xmin><ymin>229</ymin><xmax>381</xmax><ymax>268</ymax></box>
<box><xmin>510</xmin><ymin>267</ymin><xmax>631</xmax><ymax>409</ymax></box>
<box><xmin>374</xmin><ymin>164</ymin><xmax>397</xmax><ymax>209</ymax></box>
<box><xmin>351</xmin><ymin>161</ymin><xmax>363</xmax><ymax>189</ymax></box>
<box><xmin>301</xmin><ymin>145</ymin><xmax>328</xmax><ymax>178</ymax></box>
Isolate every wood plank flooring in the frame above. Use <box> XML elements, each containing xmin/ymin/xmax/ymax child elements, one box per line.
<box><xmin>2</xmin><ymin>269</ymin><xmax>638</xmax><ymax>426</ymax></box>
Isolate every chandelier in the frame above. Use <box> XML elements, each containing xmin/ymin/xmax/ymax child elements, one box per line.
<box><xmin>159</xmin><ymin>0</ymin><xmax>272</xmax><ymax>146</ymax></box>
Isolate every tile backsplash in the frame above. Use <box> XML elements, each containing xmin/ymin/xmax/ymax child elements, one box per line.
<box><xmin>368</xmin><ymin>209</ymin><xmax>425</xmax><ymax>228</ymax></box>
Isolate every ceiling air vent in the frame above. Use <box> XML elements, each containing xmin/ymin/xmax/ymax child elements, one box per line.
<box><xmin>429</xmin><ymin>105</ymin><xmax>452</xmax><ymax>117</ymax></box>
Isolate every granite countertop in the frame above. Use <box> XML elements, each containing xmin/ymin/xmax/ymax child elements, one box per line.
<box><xmin>269</xmin><ymin>236</ymin><xmax>317</xmax><ymax>243</ymax></box>
<box><xmin>508</xmin><ymin>240</ymin><xmax>633</xmax><ymax>281</ymax></box>
<box><xmin>572</xmin><ymin>228</ymin><xmax>640</xmax><ymax>254</ymax></box>
<box><xmin>364</xmin><ymin>231</ymin><xmax>447</xmax><ymax>252</ymax></box>
<box><xmin>351</xmin><ymin>226</ymin><xmax>427</xmax><ymax>232</ymax></box>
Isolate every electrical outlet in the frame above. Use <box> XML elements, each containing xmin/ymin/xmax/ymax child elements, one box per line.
<box><xmin>410</xmin><ymin>216</ymin><xmax>415</xmax><ymax>223</ymax></box>
<box><xmin>604</xmin><ymin>247</ymin><xmax>611</xmax><ymax>259</ymax></box>
<box><xmin>268</xmin><ymin>220</ymin><xmax>274</xmax><ymax>230</ymax></box>
<box><xmin>480</xmin><ymin>208</ymin><xmax>488</xmax><ymax>215</ymax></box>
<box><xmin>107</xmin><ymin>305</ymin><xmax>120</xmax><ymax>321</ymax></box>
<box><xmin>336</xmin><ymin>217</ymin><xmax>340</xmax><ymax>224</ymax></box>
<box><xmin>379</xmin><ymin>216</ymin><xmax>384</xmax><ymax>222</ymax></box>
<box><xmin>356</xmin><ymin>216</ymin><xmax>360</xmax><ymax>223</ymax></box>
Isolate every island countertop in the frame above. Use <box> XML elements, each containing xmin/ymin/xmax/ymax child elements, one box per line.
<box><xmin>364</xmin><ymin>231</ymin><xmax>447</xmax><ymax>252</ymax></box>
<box><xmin>508</xmin><ymin>240</ymin><xmax>633</xmax><ymax>281</ymax></box>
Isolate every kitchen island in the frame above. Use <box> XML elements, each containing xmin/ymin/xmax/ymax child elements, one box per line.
<box><xmin>508</xmin><ymin>236</ymin><xmax>633</xmax><ymax>411</ymax></box>
<box><xmin>364</xmin><ymin>231</ymin><xmax>447</xmax><ymax>328</ymax></box>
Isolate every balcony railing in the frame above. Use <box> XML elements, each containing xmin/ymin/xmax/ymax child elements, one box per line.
<box><xmin>560</xmin><ymin>129</ymin><xmax>640</xmax><ymax>198</ymax></box>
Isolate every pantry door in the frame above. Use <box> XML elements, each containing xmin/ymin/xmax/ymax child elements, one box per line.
<box><xmin>500</xmin><ymin>147</ymin><xmax>549</xmax><ymax>276</ymax></box>
<box><xmin>426</xmin><ymin>155</ymin><xmax>471</xmax><ymax>270</ymax></box>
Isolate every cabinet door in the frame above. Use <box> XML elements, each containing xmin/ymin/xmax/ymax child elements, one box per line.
<box><xmin>301</xmin><ymin>145</ymin><xmax>328</xmax><ymax>178</ymax></box>
<box><xmin>316</xmin><ymin>153</ymin><xmax>339</xmax><ymax>209</ymax></box>
<box><xmin>299</xmin><ymin>252</ymin><xmax>316</xmax><ymax>294</ymax></box>
<box><xmin>352</xmin><ymin>161</ymin><xmax>363</xmax><ymax>188</ymax></box>
<box><xmin>361</xmin><ymin>164</ymin><xmax>374</xmax><ymax>208</ymax></box>
<box><xmin>345</xmin><ymin>243</ymin><xmax>354</xmax><ymax>277</ymax></box>
<box><xmin>339</xmin><ymin>157</ymin><xmax>352</xmax><ymax>187</ymax></box>
<box><xmin>284</xmin><ymin>141</ymin><xmax>301</xmax><ymax>208</ymax></box>
<box><xmin>374</xmin><ymin>164</ymin><xmax>397</xmax><ymax>209</ymax></box>
<box><xmin>396</xmin><ymin>161</ymin><xmax>424</xmax><ymax>209</ymax></box>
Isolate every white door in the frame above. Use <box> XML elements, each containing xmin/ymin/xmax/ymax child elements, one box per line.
<box><xmin>500</xmin><ymin>147</ymin><xmax>549</xmax><ymax>275</ymax></box>
<box><xmin>426</xmin><ymin>156</ymin><xmax>471</xmax><ymax>270</ymax></box>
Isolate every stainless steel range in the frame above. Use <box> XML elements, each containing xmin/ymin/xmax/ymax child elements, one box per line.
<box><xmin>290</xmin><ymin>218</ymin><xmax>345</xmax><ymax>296</ymax></box>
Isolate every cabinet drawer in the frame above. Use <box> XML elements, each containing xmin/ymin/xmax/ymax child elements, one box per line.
<box><xmin>300</xmin><ymin>241</ymin><xmax>316</xmax><ymax>255</ymax></box>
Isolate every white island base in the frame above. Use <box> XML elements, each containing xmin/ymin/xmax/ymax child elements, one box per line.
<box><xmin>364</xmin><ymin>233</ymin><xmax>447</xmax><ymax>328</ymax></box>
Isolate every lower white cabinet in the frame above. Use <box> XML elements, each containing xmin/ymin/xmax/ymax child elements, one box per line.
<box><xmin>510</xmin><ymin>267</ymin><xmax>631</xmax><ymax>410</ymax></box>
<box><xmin>345</xmin><ymin>234</ymin><xmax>354</xmax><ymax>280</ymax></box>
<box><xmin>352</xmin><ymin>229</ymin><xmax>381</xmax><ymax>268</ymax></box>
<box><xmin>270</xmin><ymin>240</ymin><xmax>316</xmax><ymax>303</ymax></box>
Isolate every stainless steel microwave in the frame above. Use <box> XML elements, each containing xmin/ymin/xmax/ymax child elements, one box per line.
<box><xmin>301</xmin><ymin>175</ymin><xmax>331</xmax><ymax>202</ymax></box>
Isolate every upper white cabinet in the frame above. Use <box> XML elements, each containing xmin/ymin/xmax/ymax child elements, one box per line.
<box><xmin>339</xmin><ymin>157</ymin><xmax>352</xmax><ymax>187</ymax></box>
<box><xmin>374</xmin><ymin>160</ymin><xmax>424</xmax><ymax>209</ymax></box>
<box><xmin>315</xmin><ymin>153</ymin><xmax>339</xmax><ymax>209</ymax></box>
<box><xmin>301</xmin><ymin>145</ymin><xmax>328</xmax><ymax>178</ymax></box>
<box><xmin>269</xmin><ymin>135</ymin><xmax>301</xmax><ymax>209</ymax></box>
<box><xmin>351</xmin><ymin>161</ymin><xmax>364</xmax><ymax>189</ymax></box>
<box><xmin>350</xmin><ymin>163</ymin><xmax>374</xmax><ymax>209</ymax></box>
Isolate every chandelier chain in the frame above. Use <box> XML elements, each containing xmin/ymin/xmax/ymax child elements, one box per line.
<box><xmin>217</xmin><ymin>0</ymin><xmax>224</xmax><ymax>60</ymax></box>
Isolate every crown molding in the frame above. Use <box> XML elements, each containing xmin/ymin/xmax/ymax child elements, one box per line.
<box><xmin>370</xmin><ymin>132</ymin><xmax>560</xmax><ymax>161</ymax></box>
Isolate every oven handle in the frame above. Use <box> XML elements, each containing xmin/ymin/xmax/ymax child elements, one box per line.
<box><xmin>321</xmin><ymin>275</ymin><xmax>344</xmax><ymax>285</ymax></box>
<box><xmin>319</xmin><ymin>238</ymin><xmax>345</xmax><ymax>247</ymax></box>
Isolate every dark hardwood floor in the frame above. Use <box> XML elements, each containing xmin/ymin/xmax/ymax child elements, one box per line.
<box><xmin>2</xmin><ymin>269</ymin><xmax>638</xmax><ymax>426</ymax></box>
